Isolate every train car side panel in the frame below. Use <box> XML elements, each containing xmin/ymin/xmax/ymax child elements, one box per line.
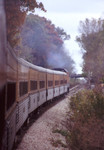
<box><xmin>47</xmin><ymin>89</ymin><xmax>54</xmax><ymax>100</ymax></box>
<box><xmin>47</xmin><ymin>70</ymin><xmax>54</xmax><ymax>101</ymax></box>
<box><xmin>29</xmin><ymin>93</ymin><xmax>39</xmax><ymax>113</ymax></box>
<box><xmin>16</xmin><ymin>60</ymin><xmax>29</xmax><ymax>132</ymax></box>
<box><xmin>28</xmin><ymin>68</ymin><xmax>39</xmax><ymax>114</ymax></box>
<box><xmin>38</xmin><ymin>71</ymin><xmax>47</xmax><ymax>107</ymax></box>
<box><xmin>16</xmin><ymin>98</ymin><xmax>29</xmax><ymax>132</ymax></box>
<box><xmin>6</xmin><ymin>108</ymin><xmax>16</xmax><ymax>150</ymax></box>
<box><xmin>64</xmin><ymin>75</ymin><xmax>68</xmax><ymax>93</ymax></box>
<box><xmin>53</xmin><ymin>73</ymin><xmax>60</xmax><ymax>97</ymax></box>
<box><xmin>59</xmin><ymin>74</ymin><xmax>64</xmax><ymax>95</ymax></box>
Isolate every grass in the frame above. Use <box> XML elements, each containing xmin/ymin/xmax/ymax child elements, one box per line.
<box><xmin>51</xmin><ymin>138</ymin><xmax>67</xmax><ymax>148</ymax></box>
<box><xmin>52</xmin><ymin>129</ymin><xmax>69</xmax><ymax>137</ymax></box>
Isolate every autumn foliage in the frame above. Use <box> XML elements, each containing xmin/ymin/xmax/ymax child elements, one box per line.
<box><xmin>5</xmin><ymin>0</ymin><xmax>45</xmax><ymax>47</ymax></box>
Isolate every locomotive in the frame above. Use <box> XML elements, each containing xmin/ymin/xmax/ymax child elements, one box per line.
<box><xmin>0</xmin><ymin>1</ymin><xmax>70</xmax><ymax>150</ymax></box>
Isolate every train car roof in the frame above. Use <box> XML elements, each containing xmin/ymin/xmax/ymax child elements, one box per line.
<box><xmin>18</xmin><ymin>58</ymin><xmax>67</xmax><ymax>75</ymax></box>
<box><xmin>46</xmin><ymin>68</ymin><xmax>67</xmax><ymax>75</ymax></box>
<box><xmin>18</xmin><ymin>58</ymin><xmax>30</xmax><ymax>67</ymax></box>
<box><xmin>18</xmin><ymin>58</ymin><xmax>47</xmax><ymax>72</ymax></box>
<box><xmin>7</xmin><ymin>44</ymin><xmax>68</xmax><ymax>75</ymax></box>
<box><xmin>46</xmin><ymin>68</ymin><xmax>54</xmax><ymax>74</ymax></box>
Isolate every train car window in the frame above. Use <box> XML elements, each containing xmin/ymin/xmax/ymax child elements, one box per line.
<box><xmin>7</xmin><ymin>82</ymin><xmax>16</xmax><ymax>110</ymax></box>
<box><xmin>60</xmin><ymin>80</ymin><xmax>63</xmax><ymax>84</ymax></box>
<box><xmin>19</xmin><ymin>82</ymin><xmax>28</xmax><ymax>97</ymax></box>
<box><xmin>30</xmin><ymin>81</ymin><xmax>37</xmax><ymax>91</ymax></box>
<box><xmin>55</xmin><ymin>80</ymin><xmax>59</xmax><ymax>86</ymax></box>
<box><xmin>40</xmin><ymin>81</ymin><xmax>45</xmax><ymax>89</ymax></box>
<box><xmin>64</xmin><ymin>80</ymin><xmax>67</xmax><ymax>84</ymax></box>
<box><xmin>48</xmin><ymin>81</ymin><xmax>53</xmax><ymax>87</ymax></box>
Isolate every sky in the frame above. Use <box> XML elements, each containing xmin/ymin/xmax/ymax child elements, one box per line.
<box><xmin>35</xmin><ymin>0</ymin><xmax>104</xmax><ymax>73</ymax></box>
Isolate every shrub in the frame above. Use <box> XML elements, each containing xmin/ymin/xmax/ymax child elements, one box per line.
<box><xmin>67</xmin><ymin>88</ymin><xmax>104</xmax><ymax>150</ymax></box>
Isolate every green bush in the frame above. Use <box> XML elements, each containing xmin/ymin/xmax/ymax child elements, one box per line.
<box><xmin>67</xmin><ymin>89</ymin><xmax>104</xmax><ymax>150</ymax></box>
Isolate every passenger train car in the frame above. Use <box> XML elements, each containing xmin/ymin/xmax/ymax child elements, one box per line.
<box><xmin>0</xmin><ymin>1</ymin><xmax>70</xmax><ymax>150</ymax></box>
<box><xmin>2</xmin><ymin>45</ymin><xmax>70</xmax><ymax>150</ymax></box>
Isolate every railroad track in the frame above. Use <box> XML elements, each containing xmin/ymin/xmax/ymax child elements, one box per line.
<box><xmin>69</xmin><ymin>84</ymin><xmax>84</xmax><ymax>96</ymax></box>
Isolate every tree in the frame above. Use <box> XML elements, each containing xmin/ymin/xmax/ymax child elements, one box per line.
<box><xmin>56</xmin><ymin>27</ymin><xmax>70</xmax><ymax>40</ymax></box>
<box><xmin>76</xmin><ymin>18</ymin><xmax>104</xmax><ymax>83</ymax></box>
<box><xmin>5</xmin><ymin>0</ymin><xmax>46</xmax><ymax>47</ymax></box>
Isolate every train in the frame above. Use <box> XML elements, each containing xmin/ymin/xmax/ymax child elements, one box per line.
<box><xmin>0</xmin><ymin>1</ymin><xmax>70</xmax><ymax>150</ymax></box>
<box><xmin>5</xmin><ymin>44</ymin><xmax>70</xmax><ymax>150</ymax></box>
<box><xmin>2</xmin><ymin>44</ymin><xmax>70</xmax><ymax>150</ymax></box>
